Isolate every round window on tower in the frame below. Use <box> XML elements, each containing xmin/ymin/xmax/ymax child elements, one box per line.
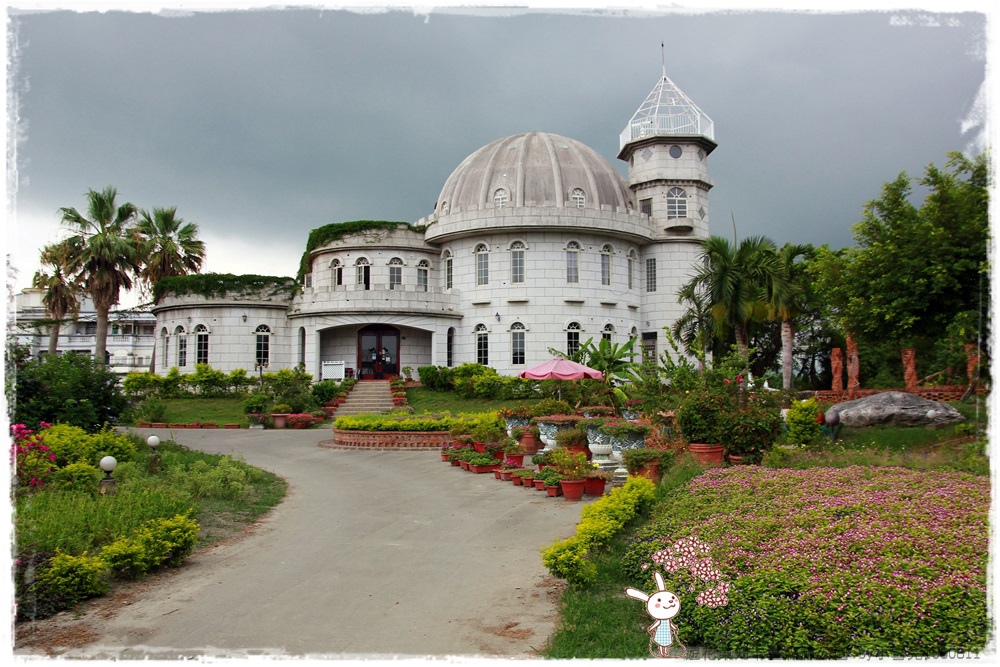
<box><xmin>669</xmin><ymin>145</ymin><xmax>683</xmax><ymax>159</ymax></box>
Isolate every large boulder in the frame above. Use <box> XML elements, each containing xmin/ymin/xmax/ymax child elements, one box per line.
<box><xmin>828</xmin><ymin>391</ymin><xmax>965</xmax><ymax>428</ymax></box>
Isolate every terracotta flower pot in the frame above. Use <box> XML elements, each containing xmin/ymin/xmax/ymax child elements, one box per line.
<box><xmin>473</xmin><ymin>442</ymin><xmax>487</xmax><ymax>454</ymax></box>
<box><xmin>546</xmin><ymin>484</ymin><xmax>563</xmax><ymax>497</ymax></box>
<box><xmin>500</xmin><ymin>470</ymin><xmax>514</xmax><ymax>481</ymax></box>
<box><xmin>688</xmin><ymin>443</ymin><xmax>725</xmax><ymax>466</ymax></box>
<box><xmin>522</xmin><ymin>477</ymin><xmax>535</xmax><ymax>488</ymax></box>
<box><xmin>505</xmin><ymin>453</ymin><xmax>525</xmax><ymax>467</ymax></box>
<box><xmin>534</xmin><ymin>479</ymin><xmax>547</xmax><ymax>490</ymax></box>
<box><xmin>512</xmin><ymin>476</ymin><xmax>523</xmax><ymax>486</ymax></box>
<box><xmin>560</xmin><ymin>478</ymin><xmax>586</xmax><ymax>501</ymax></box>
<box><xmin>583</xmin><ymin>477</ymin><xmax>607</xmax><ymax>496</ymax></box>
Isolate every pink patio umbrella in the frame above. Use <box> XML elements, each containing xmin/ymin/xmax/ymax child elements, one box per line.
<box><xmin>519</xmin><ymin>358</ymin><xmax>603</xmax><ymax>381</ymax></box>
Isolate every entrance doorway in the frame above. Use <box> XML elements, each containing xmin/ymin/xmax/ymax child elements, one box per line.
<box><xmin>358</xmin><ymin>325</ymin><xmax>399</xmax><ymax>379</ymax></box>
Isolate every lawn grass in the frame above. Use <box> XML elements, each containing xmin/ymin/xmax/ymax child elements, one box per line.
<box><xmin>160</xmin><ymin>397</ymin><xmax>248</xmax><ymax>425</ymax></box>
<box><xmin>404</xmin><ymin>385</ymin><xmax>541</xmax><ymax>414</ymax></box>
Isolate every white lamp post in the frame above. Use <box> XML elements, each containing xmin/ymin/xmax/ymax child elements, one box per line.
<box><xmin>147</xmin><ymin>435</ymin><xmax>161</xmax><ymax>474</ymax></box>
<box><xmin>99</xmin><ymin>455</ymin><xmax>118</xmax><ymax>495</ymax></box>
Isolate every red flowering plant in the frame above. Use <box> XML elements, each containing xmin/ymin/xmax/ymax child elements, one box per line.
<box><xmin>10</xmin><ymin>422</ymin><xmax>57</xmax><ymax>491</ymax></box>
<box><xmin>286</xmin><ymin>413</ymin><xmax>315</xmax><ymax>428</ymax></box>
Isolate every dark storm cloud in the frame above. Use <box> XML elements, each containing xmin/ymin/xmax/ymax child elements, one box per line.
<box><xmin>7</xmin><ymin>7</ymin><xmax>987</xmax><ymax>286</ymax></box>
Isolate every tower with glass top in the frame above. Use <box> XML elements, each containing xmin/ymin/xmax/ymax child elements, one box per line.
<box><xmin>618</xmin><ymin>68</ymin><xmax>716</xmax><ymax>239</ymax></box>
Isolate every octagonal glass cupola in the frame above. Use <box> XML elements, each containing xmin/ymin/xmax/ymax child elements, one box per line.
<box><xmin>619</xmin><ymin>72</ymin><xmax>715</xmax><ymax>151</ymax></box>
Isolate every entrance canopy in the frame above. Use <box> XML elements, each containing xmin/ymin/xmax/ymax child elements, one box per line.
<box><xmin>519</xmin><ymin>358</ymin><xmax>603</xmax><ymax>381</ymax></box>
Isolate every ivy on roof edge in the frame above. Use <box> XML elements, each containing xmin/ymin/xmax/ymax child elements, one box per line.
<box><xmin>153</xmin><ymin>273</ymin><xmax>299</xmax><ymax>304</ymax></box>
<box><xmin>296</xmin><ymin>220</ymin><xmax>428</xmax><ymax>280</ymax></box>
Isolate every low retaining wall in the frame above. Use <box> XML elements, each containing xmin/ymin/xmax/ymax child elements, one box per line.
<box><xmin>812</xmin><ymin>386</ymin><xmax>978</xmax><ymax>404</ymax></box>
<box><xmin>330</xmin><ymin>428</ymin><xmax>451</xmax><ymax>449</ymax></box>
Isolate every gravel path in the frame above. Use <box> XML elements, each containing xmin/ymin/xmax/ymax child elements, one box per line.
<box><xmin>14</xmin><ymin>428</ymin><xmax>589</xmax><ymax>659</ymax></box>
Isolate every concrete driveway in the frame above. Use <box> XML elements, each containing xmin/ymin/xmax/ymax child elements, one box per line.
<box><xmin>34</xmin><ymin>428</ymin><xmax>590</xmax><ymax>659</ymax></box>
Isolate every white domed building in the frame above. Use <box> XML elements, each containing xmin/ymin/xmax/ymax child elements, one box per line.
<box><xmin>151</xmin><ymin>73</ymin><xmax>717</xmax><ymax>381</ymax></box>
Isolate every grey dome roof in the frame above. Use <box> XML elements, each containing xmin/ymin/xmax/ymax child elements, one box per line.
<box><xmin>435</xmin><ymin>132</ymin><xmax>633</xmax><ymax>215</ymax></box>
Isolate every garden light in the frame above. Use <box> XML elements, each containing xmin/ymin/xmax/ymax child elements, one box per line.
<box><xmin>99</xmin><ymin>455</ymin><xmax>118</xmax><ymax>496</ymax></box>
<box><xmin>147</xmin><ymin>435</ymin><xmax>162</xmax><ymax>474</ymax></box>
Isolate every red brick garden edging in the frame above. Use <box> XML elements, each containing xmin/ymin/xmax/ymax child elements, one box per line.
<box><xmin>330</xmin><ymin>428</ymin><xmax>450</xmax><ymax>449</ymax></box>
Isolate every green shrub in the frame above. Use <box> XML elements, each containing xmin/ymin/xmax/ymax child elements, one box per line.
<box><xmin>722</xmin><ymin>402</ymin><xmax>783</xmax><ymax>463</ymax></box>
<box><xmin>311</xmin><ymin>380</ymin><xmax>339</xmax><ymax>404</ymax></box>
<box><xmin>88</xmin><ymin>425</ymin><xmax>138</xmax><ymax>463</ymax></box>
<box><xmin>189</xmin><ymin>363</ymin><xmax>231</xmax><ymax>397</ymax></box>
<box><xmin>227</xmin><ymin>368</ymin><xmax>253</xmax><ymax>394</ymax></box>
<box><xmin>123</xmin><ymin>371</ymin><xmax>161</xmax><ymax>400</ymax></box>
<box><xmin>134</xmin><ymin>396</ymin><xmax>168</xmax><ymax>423</ymax></box>
<box><xmin>41</xmin><ymin>423</ymin><xmax>96</xmax><ymax>467</ymax></box>
<box><xmin>31</xmin><ymin>551</ymin><xmax>110</xmax><ymax>608</ymax></box>
<box><xmin>416</xmin><ymin>365</ymin><xmax>453</xmax><ymax>391</ymax></box>
<box><xmin>166</xmin><ymin>456</ymin><xmax>252</xmax><ymax>500</ymax></box>
<box><xmin>50</xmin><ymin>463</ymin><xmax>102</xmax><ymax>495</ymax></box>
<box><xmin>101</xmin><ymin>513</ymin><xmax>200</xmax><ymax>579</ymax></box>
<box><xmin>270</xmin><ymin>403</ymin><xmax>293</xmax><ymax>414</ymax></box>
<box><xmin>243</xmin><ymin>391</ymin><xmax>270</xmax><ymax>414</ymax></box>
<box><xmin>531</xmin><ymin>398</ymin><xmax>574</xmax><ymax>417</ymax></box>
<box><xmin>160</xmin><ymin>367</ymin><xmax>189</xmax><ymax>398</ymax></box>
<box><xmin>785</xmin><ymin>397</ymin><xmax>823</xmax><ymax>446</ymax></box>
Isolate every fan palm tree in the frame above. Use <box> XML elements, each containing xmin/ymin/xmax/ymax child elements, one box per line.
<box><xmin>32</xmin><ymin>238</ymin><xmax>84</xmax><ymax>356</ymax></box>
<box><xmin>59</xmin><ymin>186</ymin><xmax>139</xmax><ymax>367</ymax></box>
<box><xmin>685</xmin><ymin>235</ymin><xmax>786</xmax><ymax>357</ymax></box>
<box><xmin>769</xmin><ymin>243</ymin><xmax>815</xmax><ymax>390</ymax></box>
<box><xmin>134</xmin><ymin>206</ymin><xmax>206</xmax><ymax>296</ymax></box>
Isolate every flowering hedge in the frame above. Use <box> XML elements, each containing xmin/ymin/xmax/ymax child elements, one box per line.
<box><xmin>622</xmin><ymin>465</ymin><xmax>990</xmax><ymax>658</ymax></box>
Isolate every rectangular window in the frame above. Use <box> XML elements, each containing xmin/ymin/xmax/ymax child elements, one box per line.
<box><xmin>357</xmin><ymin>265</ymin><xmax>370</xmax><ymax>290</ymax></box>
<box><xmin>389</xmin><ymin>266</ymin><xmax>402</xmax><ymax>290</ymax></box>
<box><xmin>477</xmin><ymin>333</ymin><xmax>489</xmax><ymax>366</ymax></box>
<box><xmin>303</xmin><ymin>274</ymin><xmax>312</xmax><ymax>288</ymax></box>
<box><xmin>627</xmin><ymin>257</ymin><xmax>634</xmax><ymax>289</ymax></box>
<box><xmin>446</xmin><ymin>258</ymin><xmax>453</xmax><ymax>289</ymax></box>
<box><xmin>196</xmin><ymin>333</ymin><xmax>209</xmax><ymax>365</ymax></box>
<box><xmin>512</xmin><ymin>330</ymin><xmax>525</xmax><ymax>365</ymax></box>
<box><xmin>646</xmin><ymin>258</ymin><xmax>657</xmax><ymax>292</ymax></box>
<box><xmin>566</xmin><ymin>251</ymin><xmax>579</xmax><ymax>284</ymax></box>
<box><xmin>177</xmin><ymin>337</ymin><xmax>187</xmax><ymax>367</ymax></box>
<box><xmin>640</xmin><ymin>198</ymin><xmax>652</xmax><ymax>217</ymax></box>
<box><xmin>601</xmin><ymin>254</ymin><xmax>611</xmax><ymax>286</ymax></box>
<box><xmin>567</xmin><ymin>330</ymin><xmax>580</xmax><ymax>357</ymax></box>
<box><xmin>477</xmin><ymin>253</ymin><xmax>489</xmax><ymax>286</ymax></box>
<box><xmin>334</xmin><ymin>267</ymin><xmax>343</xmax><ymax>286</ymax></box>
<box><xmin>642</xmin><ymin>332</ymin><xmax>657</xmax><ymax>363</ymax></box>
<box><xmin>256</xmin><ymin>335</ymin><xmax>270</xmax><ymax>367</ymax></box>
<box><xmin>511</xmin><ymin>249</ymin><xmax>525</xmax><ymax>284</ymax></box>
<box><xmin>417</xmin><ymin>268</ymin><xmax>428</xmax><ymax>292</ymax></box>
<box><xmin>162</xmin><ymin>337</ymin><xmax>168</xmax><ymax>369</ymax></box>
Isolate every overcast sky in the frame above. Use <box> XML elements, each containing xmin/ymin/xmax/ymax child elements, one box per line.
<box><xmin>4</xmin><ymin>2</ymin><xmax>991</xmax><ymax>308</ymax></box>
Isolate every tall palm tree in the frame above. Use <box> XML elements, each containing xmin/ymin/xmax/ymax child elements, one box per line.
<box><xmin>685</xmin><ymin>235</ymin><xmax>786</xmax><ymax>357</ymax></box>
<box><xmin>31</xmin><ymin>238</ymin><xmax>84</xmax><ymax>356</ymax></box>
<box><xmin>769</xmin><ymin>243</ymin><xmax>815</xmax><ymax>390</ymax></box>
<box><xmin>671</xmin><ymin>281</ymin><xmax>715</xmax><ymax>370</ymax></box>
<box><xmin>134</xmin><ymin>206</ymin><xmax>206</xmax><ymax>296</ymax></box>
<box><xmin>59</xmin><ymin>186</ymin><xmax>139</xmax><ymax>367</ymax></box>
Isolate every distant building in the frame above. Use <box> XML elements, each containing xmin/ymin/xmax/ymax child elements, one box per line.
<box><xmin>151</xmin><ymin>72</ymin><xmax>717</xmax><ymax>381</ymax></box>
<box><xmin>12</xmin><ymin>287</ymin><xmax>157</xmax><ymax>374</ymax></box>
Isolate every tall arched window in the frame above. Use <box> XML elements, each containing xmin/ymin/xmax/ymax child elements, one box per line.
<box><xmin>601</xmin><ymin>244</ymin><xmax>613</xmax><ymax>286</ymax></box>
<box><xmin>475</xmin><ymin>324</ymin><xmax>489</xmax><ymax>365</ymax></box>
<box><xmin>388</xmin><ymin>257</ymin><xmax>403</xmax><ymax>290</ymax></box>
<box><xmin>566</xmin><ymin>322</ymin><xmax>582</xmax><ymax>356</ymax></box>
<box><xmin>443</xmin><ymin>250</ymin><xmax>454</xmax><ymax>290</ymax></box>
<box><xmin>255</xmin><ymin>325</ymin><xmax>271</xmax><ymax>367</ymax></box>
<box><xmin>566</xmin><ymin>241</ymin><xmax>581</xmax><ymax>284</ymax></box>
<box><xmin>475</xmin><ymin>243</ymin><xmax>489</xmax><ymax>286</ymax></box>
<box><xmin>417</xmin><ymin>260</ymin><xmax>429</xmax><ymax>292</ymax></box>
<box><xmin>194</xmin><ymin>324</ymin><xmax>209</xmax><ymax>365</ymax></box>
<box><xmin>160</xmin><ymin>327</ymin><xmax>169</xmax><ymax>369</ymax></box>
<box><xmin>510</xmin><ymin>321</ymin><xmax>526</xmax><ymax>365</ymax></box>
<box><xmin>510</xmin><ymin>241</ymin><xmax>526</xmax><ymax>284</ymax></box>
<box><xmin>493</xmin><ymin>188</ymin><xmax>509</xmax><ymax>208</ymax></box>
<box><xmin>603</xmin><ymin>323</ymin><xmax>615</xmax><ymax>344</ymax></box>
<box><xmin>174</xmin><ymin>325</ymin><xmax>187</xmax><ymax>367</ymax></box>
<box><xmin>627</xmin><ymin>250</ymin><xmax>637</xmax><ymax>290</ymax></box>
<box><xmin>666</xmin><ymin>187</ymin><xmax>687</xmax><ymax>219</ymax></box>
<box><xmin>331</xmin><ymin>259</ymin><xmax>343</xmax><ymax>287</ymax></box>
<box><xmin>571</xmin><ymin>188</ymin><xmax>586</xmax><ymax>208</ymax></box>
<box><xmin>356</xmin><ymin>257</ymin><xmax>371</xmax><ymax>290</ymax></box>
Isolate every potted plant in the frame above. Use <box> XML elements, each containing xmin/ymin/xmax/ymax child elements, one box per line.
<box><xmin>598</xmin><ymin>419</ymin><xmax>652</xmax><ymax>449</ymax></box>
<box><xmin>555</xmin><ymin>425</ymin><xmax>590</xmax><ymax>459</ymax></box>
<box><xmin>551</xmin><ymin>448</ymin><xmax>591</xmax><ymax>501</ymax></box>
<box><xmin>470</xmin><ymin>422</ymin><xmax>505</xmax><ymax>452</ymax></box>
<box><xmin>270</xmin><ymin>403</ymin><xmax>293</xmax><ymax>429</ymax></box>
<box><xmin>676</xmin><ymin>390</ymin><xmax>728</xmax><ymax>466</ymax></box>
<box><xmin>579</xmin><ymin>405</ymin><xmax>615</xmax><ymax>418</ymax></box>
<box><xmin>512</xmin><ymin>468</ymin><xmax>534</xmax><ymax>486</ymax></box>
<box><xmin>449</xmin><ymin>424</ymin><xmax>474</xmax><ymax>449</ymax></box>
<box><xmin>467</xmin><ymin>452</ymin><xmax>501</xmax><ymax>474</ymax></box>
<box><xmin>622</xmin><ymin>448</ymin><xmax>674</xmax><ymax>483</ymax></box>
<box><xmin>584</xmin><ymin>465</ymin><xmax>614</xmax><ymax>496</ymax></box>
<box><xmin>532</xmin><ymin>450</ymin><xmax>555</xmax><ymax>470</ymax></box>
<box><xmin>287</xmin><ymin>413</ymin><xmax>314</xmax><ymax>429</ymax></box>
<box><xmin>537</xmin><ymin>467</ymin><xmax>564</xmax><ymax>495</ymax></box>
<box><xmin>485</xmin><ymin>441</ymin><xmax>506</xmax><ymax>461</ymax></box>
<box><xmin>621</xmin><ymin>398</ymin><xmax>644</xmax><ymax>420</ymax></box>
<box><xmin>511</xmin><ymin>425</ymin><xmax>541</xmax><ymax>453</ymax></box>
<box><xmin>497</xmin><ymin>405</ymin><xmax>533</xmax><ymax>435</ymax></box>
<box><xmin>449</xmin><ymin>447</ymin><xmax>473</xmax><ymax>467</ymax></box>
<box><xmin>724</xmin><ymin>402</ymin><xmax>783</xmax><ymax>464</ymax></box>
<box><xmin>501</xmin><ymin>437</ymin><xmax>527</xmax><ymax>466</ymax></box>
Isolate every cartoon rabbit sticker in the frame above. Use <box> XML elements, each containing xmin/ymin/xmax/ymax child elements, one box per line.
<box><xmin>626</xmin><ymin>571</ymin><xmax>686</xmax><ymax>658</ymax></box>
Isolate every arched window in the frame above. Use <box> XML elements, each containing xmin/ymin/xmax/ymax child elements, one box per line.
<box><xmin>475</xmin><ymin>243</ymin><xmax>489</xmax><ymax>286</ymax></box>
<box><xmin>440</xmin><ymin>201</ymin><xmax>449</xmax><ymax>215</ymax></box>
<box><xmin>493</xmin><ymin>188</ymin><xmax>509</xmax><ymax>209</ymax></box>
<box><xmin>510</xmin><ymin>321</ymin><xmax>526</xmax><ymax>365</ymax></box>
<box><xmin>417</xmin><ymin>260</ymin><xmax>430</xmax><ymax>292</ymax></box>
<box><xmin>194</xmin><ymin>324</ymin><xmax>209</xmax><ymax>365</ymax></box>
<box><xmin>388</xmin><ymin>257</ymin><xmax>403</xmax><ymax>290</ymax></box>
<box><xmin>174</xmin><ymin>325</ymin><xmax>187</xmax><ymax>367</ymax></box>
<box><xmin>565</xmin><ymin>241</ymin><xmax>580</xmax><ymax>284</ymax></box>
<box><xmin>666</xmin><ymin>187</ymin><xmax>687</xmax><ymax>219</ymax></box>
<box><xmin>255</xmin><ymin>325</ymin><xmax>271</xmax><ymax>367</ymax></box>
<box><xmin>160</xmin><ymin>327</ymin><xmax>169</xmax><ymax>369</ymax></box>
<box><xmin>331</xmin><ymin>259</ymin><xmax>343</xmax><ymax>287</ymax></box>
<box><xmin>510</xmin><ymin>241</ymin><xmax>526</xmax><ymax>284</ymax></box>
<box><xmin>566</xmin><ymin>321</ymin><xmax>582</xmax><ymax>356</ymax></box>
<box><xmin>356</xmin><ymin>257</ymin><xmax>371</xmax><ymax>290</ymax></box>
<box><xmin>475</xmin><ymin>323</ymin><xmax>489</xmax><ymax>366</ymax></box>
<box><xmin>571</xmin><ymin>188</ymin><xmax>586</xmax><ymax>208</ymax></box>
<box><xmin>443</xmin><ymin>250</ymin><xmax>454</xmax><ymax>290</ymax></box>
<box><xmin>601</xmin><ymin>244</ymin><xmax>613</xmax><ymax>286</ymax></box>
<box><xmin>603</xmin><ymin>323</ymin><xmax>615</xmax><ymax>344</ymax></box>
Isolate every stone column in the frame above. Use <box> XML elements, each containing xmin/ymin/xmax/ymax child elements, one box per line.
<box><xmin>846</xmin><ymin>335</ymin><xmax>860</xmax><ymax>400</ymax></box>
<box><xmin>901</xmin><ymin>348</ymin><xmax>918</xmax><ymax>389</ymax></box>
<box><xmin>964</xmin><ymin>343</ymin><xmax>980</xmax><ymax>385</ymax></box>
<box><xmin>830</xmin><ymin>348</ymin><xmax>843</xmax><ymax>393</ymax></box>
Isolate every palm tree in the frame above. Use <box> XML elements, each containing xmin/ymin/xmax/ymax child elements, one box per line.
<box><xmin>769</xmin><ymin>243</ymin><xmax>815</xmax><ymax>390</ymax></box>
<box><xmin>685</xmin><ymin>235</ymin><xmax>786</xmax><ymax>357</ymax></box>
<box><xmin>671</xmin><ymin>281</ymin><xmax>715</xmax><ymax>370</ymax></box>
<box><xmin>31</xmin><ymin>238</ymin><xmax>84</xmax><ymax>356</ymax></box>
<box><xmin>59</xmin><ymin>186</ymin><xmax>139</xmax><ymax>367</ymax></box>
<box><xmin>134</xmin><ymin>206</ymin><xmax>206</xmax><ymax>296</ymax></box>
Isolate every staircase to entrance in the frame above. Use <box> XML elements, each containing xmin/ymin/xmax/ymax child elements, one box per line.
<box><xmin>334</xmin><ymin>380</ymin><xmax>395</xmax><ymax>416</ymax></box>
